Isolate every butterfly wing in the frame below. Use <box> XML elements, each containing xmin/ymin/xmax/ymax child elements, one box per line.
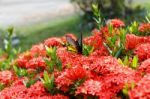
<box><xmin>66</xmin><ymin>33</ymin><xmax>83</xmax><ymax>54</ymax></box>
<box><xmin>66</xmin><ymin>35</ymin><xmax>78</xmax><ymax>52</ymax></box>
<box><xmin>77</xmin><ymin>32</ymin><xmax>83</xmax><ymax>53</ymax></box>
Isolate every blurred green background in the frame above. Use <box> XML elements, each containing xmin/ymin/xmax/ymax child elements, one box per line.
<box><xmin>0</xmin><ymin>0</ymin><xmax>150</xmax><ymax>51</ymax></box>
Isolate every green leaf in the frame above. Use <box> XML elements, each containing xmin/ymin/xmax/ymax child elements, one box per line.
<box><xmin>41</xmin><ymin>71</ymin><xmax>54</xmax><ymax>93</ymax></box>
<box><xmin>45</xmin><ymin>46</ymin><xmax>53</xmax><ymax>56</ymax></box>
<box><xmin>123</xmin><ymin>56</ymin><xmax>129</xmax><ymax>66</ymax></box>
<box><xmin>7</xmin><ymin>26</ymin><xmax>14</xmax><ymax>37</ymax></box>
<box><xmin>45</xmin><ymin>46</ymin><xmax>62</xmax><ymax>71</ymax></box>
<box><xmin>108</xmin><ymin>24</ymin><xmax>113</xmax><ymax>34</ymax></box>
<box><xmin>45</xmin><ymin>46</ymin><xmax>57</xmax><ymax>60</ymax></box>
<box><xmin>44</xmin><ymin>58</ymin><xmax>54</xmax><ymax>73</ymax></box>
<box><xmin>13</xmin><ymin>65</ymin><xmax>19</xmax><ymax>74</ymax></box>
<box><xmin>23</xmin><ymin>78</ymin><xmax>37</xmax><ymax>88</ymax></box>
<box><xmin>0</xmin><ymin>83</ymin><xmax>5</xmax><ymax>91</ymax></box>
<box><xmin>92</xmin><ymin>4</ymin><xmax>99</xmax><ymax>16</ymax></box>
<box><xmin>128</xmin><ymin>21</ymin><xmax>139</xmax><ymax>35</ymax></box>
<box><xmin>146</xmin><ymin>16</ymin><xmax>150</xmax><ymax>23</ymax></box>
<box><xmin>43</xmin><ymin>71</ymin><xmax>50</xmax><ymax>82</ymax></box>
<box><xmin>13</xmin><ymin>65</ymin><xmax>28</xmax><ymax>77</ymax></box>
<box><xmin>131</xmin><ymin>56</ymin><xmax>138</xmax><ymax>69</ymax></box>
<box><xmin>51</xmin><ymin>47</ymin><xmax>57</xmax><ymax>60</ymax></box>
<box><xmin>120</xmin><ymin>28</ymin><xmax>126</xmax><ymax>46</ymax></box>
<box><xmin>111</xmin><ymin>36</ymin><xmax>117</xmax><ymax>45</ymax></box>
<box><xmin>69</xmin><ymin>78</ymin><xmax>86</xmax><ymax>95</ymax></box>
<box><xmin>83</xmin><ymin>44</ymin><xmax>94</xmax><ymax>56</ymax></box>
<box><xmin>114</xmin><ymin>47</ymin><xmax>123</xmax><ymax>58</ymax></box>
<box><xmin>92</xmin><ymin>3</ymin><xmax>102</xmax><ymax>29</ymax></box>
<box><xmin>118</xmin><ymin>58</ymin><xmax>124</xmax><ymax>65</ymax></box>
<box><xmin>0</xmin><ymin>59</ymin><xmax>11</xmax><ymax>71</ymax></box>
<box><xmin>56</xmin><ymin>58</ymin><xmax>62</xmax><ymax>71</ymax></box>
<box><xmin>122</xmin><ymin>84</ymin><xmax>129</xmax><ymax>96</ymax></box>
<box><xmin>145</xmin><ymin>11</ymin><xmax>150</xmax><ymax>23</ymax></box>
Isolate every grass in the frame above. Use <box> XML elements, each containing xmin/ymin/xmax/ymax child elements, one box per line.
<box><xmin>17</xmin><ymin>15</ymin><xmax>91</xmax><ymax>51</ymax></box>
<box><xmin>4</xmin><ymin>1</ymin><xmax>150</xmax><ymax>51</ymax></box>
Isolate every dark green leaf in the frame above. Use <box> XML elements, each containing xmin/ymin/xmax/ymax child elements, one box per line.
<box><xmin>115</xmin><ymin>47</ymin><xmax>123</xmax><ymax>58</ymax></box>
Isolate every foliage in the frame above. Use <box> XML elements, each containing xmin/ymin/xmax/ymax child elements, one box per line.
<box><xmin>0</xmin><ymin>4</ymin><xmax>150</xmax><ymax>99</ymax></box>
<box><xmin>72</xmin><ymin>0</ymin><xmax>145</xmax><ymax>26</ymax></box>
<box><xmin>40</xmin><ymin>71</ymin><xmax>54</xmax><ymax>93</ymax></box>
<box><xmin>13</xmin><ymin>65</ymin><xmax>28</xmax><ymax>77</ymax></box>
<box><xmin>45</xmin><ymin>46</ymin><xmax>62</xmax><ymax>72</ymax></box>
<box><xmin>0</xmin><ymin>27</ymin><xmax>21</xmax><ymax>71</ymax></box>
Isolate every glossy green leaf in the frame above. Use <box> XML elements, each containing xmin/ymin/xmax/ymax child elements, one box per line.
<box><xmin>131</xmin><ymin>56</ymin><xmax>138</xmax><ymax>69</ymax></box>
<box><xmin>123</xmin><ymin>56</ymin><xmax>129</xmax><ymax>66</ymax></box>
<box><xmin>13</xmin><ymin>65</ymin><xmax>28</xmax><ymax>77</ymax></box>
<box><xmin>44</xmin><ymin>58</ymin><xmax>54</xmax><ymax>72</ymax></box>
<box><xmin>41</xmin><ymin>71</ymin><xmax>54</xmax><ymax>93</ymax></box>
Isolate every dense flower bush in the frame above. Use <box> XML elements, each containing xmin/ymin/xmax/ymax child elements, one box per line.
<box><xmin>0</xmin><ymin>18</ymin><xmax>150</xmax><ymax>99</ymax></box>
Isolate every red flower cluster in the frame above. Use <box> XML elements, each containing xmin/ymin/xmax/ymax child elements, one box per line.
<box><xmin>16</xmin><ymin>49</ymin><xmax>44</xmax><ymax>69</ymax></box>
<box><xmin>17</xmin><ymin>55</ymin><xmax>46</xmax><ymax>69</ymax></box>
<box><xmin>44</xmin><ymin>37</ymin><xmax>62</xmax><ymax>47</ymax></box>
<box><xmin>125</xmin><ymin>34</ymin><xmax>150</xmax><ymax>50</ymax></box>
<box><xmin>0</xmin><ymin>79</ymin><xmax>68</xmax><ymax>99</ymax></box>
<box><xmin>76</xmin><ymin>72</ymin><xmax>140</xmax><ymax>99</ymax></box>
<box><xmin>16</xmin><ymin>52</ymin><xmax>32</xmax><ymax>68</ymax></box>
<box><xmin>76</xmin><ymin>79</ymin><xmax>102</xmax><ymax>96</ymax></box>
<box><xmin>107</xmin><ymin>19</ymin><xmax>125</xmax><ymax>28</ymax></box>
<box><xmin>84</xmin><ymin>31</ymin><xmax>104</xmax><ymax>50</ymax></box>
<box><xmin>0</xmin><ymin>70</ymin><xmax>15</xmax><ymax>85</ymax></box>
<box><xmin>83</xmin><ymin>31</ymin><xmax>108</xmax><ymax>56</ymax></box>
<box><xmin>129</xmin><ymin>73</ymin><xmax>150</xmax><ymax>99</ymax></box>
<box><xmin>75</xmin><ymin>56</ymin><xmax>141</xmax><ymax>98</ymax></box>
<box><xmin>55</xmin><ymin>66</ymin><xmax>87</xmax><ymax>92</ymax></box>
<box><xmin>1</xmin><ymin>18</ymin><xmax>150</xmax><ymax>98</ymax></box>
<box><xmin>138</xmin><ymin>58</ymin><xmax>150</xmax><ymax>74</ymax></box>
<box><xmin>30</xmin><ymin>44</ymin><xmax>46</xmax><ymax>57</ymax></box>
<box><xmin>134</xmin><ymin>43</ymin><xmax>150</xmax><ymax>61</ymax></box>
<box><xmin>89</xmin><ymin>56</ymin><xmax>120</xmax><ymax>74</ymax></box>
<box><xmin>138</xmin><ymin>23</ymin><xmax>150</xmax><ymax>33</ymax></box>
<box><xmin>26</xmin><ymin>56</ymin><xmax>46</xmax><ymax>69</ymax></box>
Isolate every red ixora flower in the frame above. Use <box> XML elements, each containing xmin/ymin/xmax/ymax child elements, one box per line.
<box><xmin>107</xmin><ymin>19</ymin><xmax>125</xmax><ymax>28</ymax></box>
<box><xmin>37</xmin><ymin>94</ymin><xmax>69</xmax><ymax>99</ymax></box>
<box><xmin>25</xmin><ymin>56</ymin><xmax>46</xmax><ymax>69</ymax></box>
<box><xmin>134</xmin><ymin>43</ymin><xmax>150</xmax><ymax>61</ymax></box>
<box><xmin>138</xmin><ymin>58</ymin><xmax>150</xmax><ymax>74</ymax></box>
<box><xmin>76</xmin><ymin>79</ymin><xmax>102</xmax><ymax>96</ymax></box>
<box><xmin>89</xmin><ymin>56</ymin><xmax>121</xmax><ymax>75</ymax></box>
<box><xmin>44</xmin><ymin>37</ymin><xmax>62</xmax><ymax>47</ymax></box>
<box><xmin>76</xmin><ymin>74</ymin><xmax>125</xmax><ymax>99</ymax></box>
<box><xmin>30</xmin><ymin>43</ymin><xmax>46</xmax><ymax>57</ymax></box>
<box><xmin>16</xmin><ymin>52</ymin><xmax>32</xmax><ymax>68</ymax></box>
<box><xmin>89</xmin><ymin>56</ymin><xmax>141</xmax><ymax>83</ymax></box>
<box><xmin>0</xmin><ymin>79</ymin><xmax>68</xmax><ymax>99</ymax></box>
<box><xmin>0</xmin><ymin>70</ymin><xmax>15</xmax><ymax>85</ymax></box>
<box><xmin>125</xmin><ymin>34</ymin><xmax>150</xmax><ymax>50</ymax></box>
<box><xmin>138</xmin><ymin>23</ymin><xmax>150</xmax><ymax>33</ymax></box>
<box><xmin>99</xmin><ymin>26</ymin><xmax>109</xmax><ymax>39</ymax></box>
<box><xmin>84</xmin><ymin>31</ymin><xmax>103</xmax><ymax>50</ymax></box>
<box><xmin>83</xmin><ymin>32</ymin><xmax>108</xmax><ymax>56</ymax></box>
<box><xmin>55</xmin><ymin>66</ymin><xmax>87</xmax><ymax>92</ymax></box>
<box><xmin>25</xmin><ymin>81</ymin><xmax>48</xmax><ymax>98</ymax></box>
<box><xmin>0</xmin><ymin>79</ymin><xmax>28</xmax><ymax>99</ymax></box>
<box><xmin>129</xmin><ymin>73</ymin><xmax>150</xmax><ymax>99</ymax></box>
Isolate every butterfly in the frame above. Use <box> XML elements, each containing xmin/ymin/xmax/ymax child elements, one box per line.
<box><xmin>65</xmin><ymin>32</ymin><xmax>83</xmax><ymax>54</ymax></box>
